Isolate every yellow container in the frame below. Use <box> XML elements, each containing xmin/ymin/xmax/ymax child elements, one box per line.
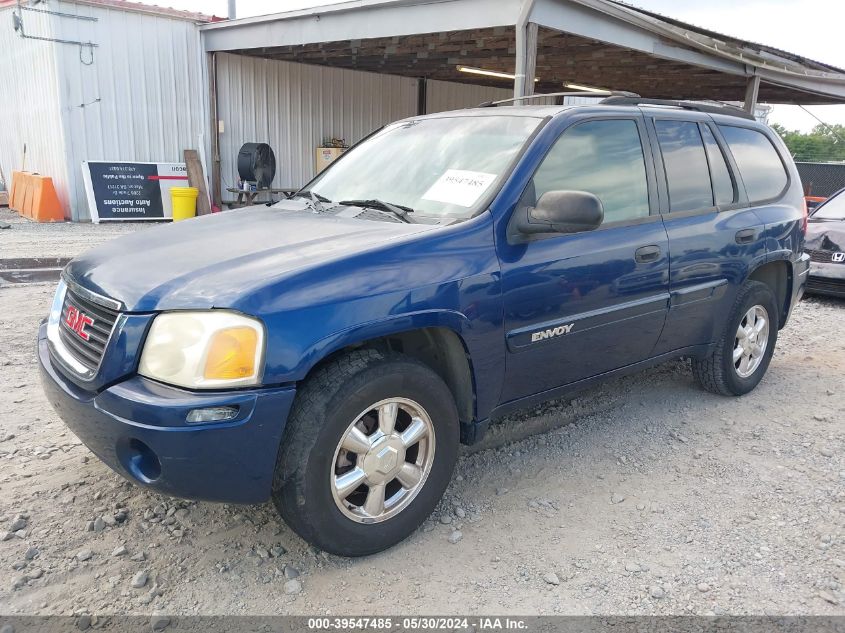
<box><xmin>170</xmin><ymin>186</ymin><xmax>199</xmax><ymax>221</ymax></box>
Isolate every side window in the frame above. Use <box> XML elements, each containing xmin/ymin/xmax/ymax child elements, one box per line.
<box><xmin>654</xmin><ymin>120</ymin><xmax>713</xmax><ymax>212</ymax></box>
<box><xmin>718</xmin><ymin>125</ymin><xmax>788</xmax><ymax>202</ymax></box>
<box><xmin>532</xmin><ymin>119</ymin><xmax>650</xmax><ymax>224</ymax></box>
<box><xmin>700</xmin><ymin>124</ymin><xmax>736</xmax><ymax>206</ymax></box>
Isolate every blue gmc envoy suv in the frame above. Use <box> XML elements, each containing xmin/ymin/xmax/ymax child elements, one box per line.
<box><xmin>39</xmin><ymin>98</ymin><xmax>810</xmax><ymax>556</ymax></box>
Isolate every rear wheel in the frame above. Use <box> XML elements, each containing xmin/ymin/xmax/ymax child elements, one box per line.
<box><xmin>272</xmin><ymin>349</ymin><xmax>459</xmax><ymax>556</ymax></box>
<box><xmin>693</xmin><ymin>280</ymin><xmax>779</xmax><ymax>396</ymax></box>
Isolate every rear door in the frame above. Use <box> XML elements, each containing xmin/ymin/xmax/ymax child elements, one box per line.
<box><xmin>646</xmin><ymin>113</ymin><xmax>768</xmax><ymax>354</ymax></box>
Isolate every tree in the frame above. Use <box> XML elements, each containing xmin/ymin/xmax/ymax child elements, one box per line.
<box><xmin>770</xmin><ymin>123</ymin><xmax>845</xmax><ymax>163</ymax></box>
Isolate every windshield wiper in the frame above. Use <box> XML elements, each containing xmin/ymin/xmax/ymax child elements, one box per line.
<box><xmin>339</xmin><ymin>199</ymin><xmax>416</xmax><ymax>224</ymax></box>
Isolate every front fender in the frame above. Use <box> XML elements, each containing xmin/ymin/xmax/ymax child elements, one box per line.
<box><xmin>300</xmin><ymin>310</ymin><xmax>473</xmax><ymax>374</ymax></box>
<box><xmin>249</xmin><ymin>214</ymin><xmax>506</xmax><ymax>420</ymax></box>
<box><xmin>261</xmin><ymin>300</ymin><xmax>503</xmax><ymax>421</ymax></box>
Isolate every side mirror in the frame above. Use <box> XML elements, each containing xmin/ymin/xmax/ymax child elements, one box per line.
<box><xmin>516</xmin><ymin>190</ymin><xmax>604</xmax><ymax>235</ymax></box>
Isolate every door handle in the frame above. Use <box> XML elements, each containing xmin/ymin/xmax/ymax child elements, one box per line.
<box><xmin>635</xmin><ymin>245</ymin><xmax>661</xmax><ymax>263</ymax></box>
<box><xmin>735</xmin><ymin>228</ymin><xmax>757</xmax><ymax>244</ymax></box>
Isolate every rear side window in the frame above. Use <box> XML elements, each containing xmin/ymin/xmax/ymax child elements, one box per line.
<box><xmin>532</xmin><ymin>119</ymin><xmax>650</xmax><ymax>224</ymax></box>
<box><xmin>718</xmin><ymin>125</ymin><xmax>788</xmax><ymax>202</ymax></box>
<box><xmin>700</xmin><ymin>125</ymin><xmax>735</xmax><ymax>206</ymax></box>
<box><xmin>655</xmin><ymin>120</ymin><xmax>713</xmax><ymax>212</ymax></box>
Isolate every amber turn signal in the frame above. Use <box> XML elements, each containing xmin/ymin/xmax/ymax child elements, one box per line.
<box><xmin>203</xmin><ymin>327</ymin><xmax>259</xmax><ymax>380</ymax></box>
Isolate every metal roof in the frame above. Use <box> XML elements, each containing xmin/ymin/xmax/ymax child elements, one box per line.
<box><xmin>200</xmin><ymin>0</ymin><xmax>845</xmax><ymax>105</ymax></box>
<box><xmin>0</xmin><ymin>0</ymin><xmax>222</xmax><ymax>22</ymax></box>
<box><xmin>611</xmin><ymin>1</ymin><xmax>845</xmax><ymax>76</ymax></box>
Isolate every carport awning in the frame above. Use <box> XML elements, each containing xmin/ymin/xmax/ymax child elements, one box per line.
<box><xmin>201</xmin><ymin>0</ymin><xmax>845</xmax><ymax>105</ymax></box>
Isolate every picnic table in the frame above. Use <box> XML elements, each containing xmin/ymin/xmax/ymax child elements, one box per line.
<box><xmin>226</xmin><ymin>187</ymin><xmax>298</xmax><ymax>208</ymax></box>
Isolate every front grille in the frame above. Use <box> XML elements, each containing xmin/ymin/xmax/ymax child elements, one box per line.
<box><xmin>806</xmin><ymin>249</ymin><xmax>834</xmax><ymax>263</ymax></box>
<box><xmin>807</xmin><ymin>276</ymin><xmax>845</xmax><ymax>296</ymax></box>
<box><xmin>57</xmin><ymin>289</ymin><xmax>120</xmax><ymax>371</ymax></box>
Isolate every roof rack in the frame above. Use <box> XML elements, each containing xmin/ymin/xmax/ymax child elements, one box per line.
<box><xmin>599</xmin><ymin>96</ymin><xmax>756</xmax><ymax>120</ymax></box>
<box><xmin>477</xmin><ymin>90</ymin><xmax>639</xmax><ymax>107</ymax></box>
<box><xmin>476</xmin><ymin>92</ymin><xmax>756</xmax><ymax>120</ymax></box>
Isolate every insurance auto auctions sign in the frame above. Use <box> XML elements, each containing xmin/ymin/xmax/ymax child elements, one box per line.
<box><xmin>82</xmin><ymin>161</ymin><xmax>189</xmax><ymax>223</ymax></box>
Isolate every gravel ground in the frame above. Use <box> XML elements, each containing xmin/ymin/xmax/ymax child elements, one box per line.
<box><xmin>0</xmin><ymin>237</ymin><xmax>843</xmax><ymax>616</ymax></box>
<box><xmin>0</xmin><ymin>209</ymin><xmax>152</xmax><ymax>260</ymax></box>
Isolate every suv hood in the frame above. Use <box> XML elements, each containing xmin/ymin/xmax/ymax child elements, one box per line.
<box><xmin>65</xmin><ymin>206</ymin><xmax>435</xmax><ymax>312</ymax></box>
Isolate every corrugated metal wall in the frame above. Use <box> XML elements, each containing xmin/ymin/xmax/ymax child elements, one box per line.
<box><xmin>0</xmin><ymin>6</ymin><xmax>69</xmax><ymax>213</ymax></box>
<box><xmin>50</xmin><ymin>1</ymin><xmax>207</xmax><ymax>221</ymax></box>
<box><xmin>214</xmin><ymin>59</ymin><xmax>565</xmax><ymax>193</ymax></box>
<box><xmin>426</xmin><ymin>80</ymin><xmax>512</xmax><ymax>112</ymax></box>
<box><xmin>425</xmin><ymin>81</ymin><xmax>594</xmax><ymax>110</ymax></box>
<box><xmin>216</xmin><ymin>53</ymin><xmax>418</xmax><ymax>192</ymax></box>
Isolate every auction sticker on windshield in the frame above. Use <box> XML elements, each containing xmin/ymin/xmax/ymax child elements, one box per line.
<box><xmin>422</xmin><ymin>169</ymin><xmax>497</xmax><ymax>207</ymax></box>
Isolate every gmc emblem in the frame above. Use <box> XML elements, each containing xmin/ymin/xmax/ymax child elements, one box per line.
<box><xmin>65</xmin><ymin>305</ymin><xmax>94</xmax><ymax>341</ymax></box>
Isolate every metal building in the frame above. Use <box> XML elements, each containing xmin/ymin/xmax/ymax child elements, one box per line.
<box><xmin>0</xmin><ymin>0</ymin><xmax>213</xmax><ymax>221</ymax></box>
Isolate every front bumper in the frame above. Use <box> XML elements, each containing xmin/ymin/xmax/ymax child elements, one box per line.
<box><xmin>806</xmin><ymin>260</ymin><xmax>845</xmax><ymax>298</ymax></box>
<box><xmin>38</xmin><ymin>323</ymin><xmax>295</xmax><ymax>504</ymax></box>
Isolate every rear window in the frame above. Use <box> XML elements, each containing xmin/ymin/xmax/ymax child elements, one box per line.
<box><xmin>718</xmin><ymin>125</ymin><xmax>788</xmax><ymax>202</ymax></box>
<box><xmin>655</xmin><ymin>120</ymin><xmax>713</xmax><ymax>212</ymax></box>
<box><xmin>700</xmin><ymin>125</ymin><xmax>735</xmax><ymax>206</ymax></box>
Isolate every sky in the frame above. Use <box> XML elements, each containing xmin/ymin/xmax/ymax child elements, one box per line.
<box><xmin>170</xmin><ymin>0</ymin><xmax>845</xmax><ymax>132</ymax></box>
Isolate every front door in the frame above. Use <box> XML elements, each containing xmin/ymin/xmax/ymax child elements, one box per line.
<box><xmin>497</xmin><ymin>116</ymin><xmax>670</xmax><ymax>404</ymax></box>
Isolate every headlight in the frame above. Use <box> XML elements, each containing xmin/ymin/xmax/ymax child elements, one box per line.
<box><xmin>138</xmin><ymin>311</ymin><xmax>265</xmax><ymax>389</ymax></box>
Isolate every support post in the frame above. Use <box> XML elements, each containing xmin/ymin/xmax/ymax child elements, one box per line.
<box><xmin>417</xmin><ymin>78</ymin><xmax>427</xmax><ymax>116</ymax></box>
<box><xmin>524</xmin><ymin>22</ymin><xmax>538</xmax><ymax>94</ymax></box>
<box><xmin>208</xmin><ymin>52</ymin><xmax>222</xmax><ymax>210</ymax></box>
<box><xmin>744</xmin><ymin>75</ymin><xmax>760</xmax><ymax>115</ymax></box>
<box><xmin>513</xmin><ymin>0</ymin><xmax>538</xmax><ymax>103</ymax></box>
<box><xmin>514</xmin><ymin>21</ymin><xmax>538</xmax><ymax>103</ymax></box>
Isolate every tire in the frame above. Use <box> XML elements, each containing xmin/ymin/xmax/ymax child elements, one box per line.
<box><xmin>272</xmin><ymin>349</ymin><xmax>459</xmax><ymax>556</ymax></box>
<box><xmin>693</xmin><ymin>280</ymin><xmax>779</xmax><ymax>396</ymax></box>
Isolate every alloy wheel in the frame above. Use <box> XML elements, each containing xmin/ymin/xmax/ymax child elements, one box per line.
<box><xmin>733</xmin><ymin>304</ymin><xmax>769</xmax><ymax>378</ymax></box>
<box><xmin>330</xmin><ymin>397</ymin><xmax>436</xmax><ymax>524</ymax></box>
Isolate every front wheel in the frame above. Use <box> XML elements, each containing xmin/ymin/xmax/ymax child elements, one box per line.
<box><xmin>272</xmin><ymin>349</ymin><xmax>459</xmax><ymax>556</ymax></box>
<box><xmin>693</xmin><ymin>280</ymin><xmax>779</xmax><ymax>396</ymax></box>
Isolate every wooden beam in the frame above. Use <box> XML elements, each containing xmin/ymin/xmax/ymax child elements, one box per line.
<box><xmin>184</xmin><ymin>150</ymin><xmax>212</xmax><ymax>216</ymax></box>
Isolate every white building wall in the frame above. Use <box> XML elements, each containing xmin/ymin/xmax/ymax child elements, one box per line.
<box><xmin>50</xmin><ymin>1</ymin><xmax>207</xmax><ymax>221</ymax></box>
<box><xmin>0</xmin><ymin>6</ymin><xmax>69</xmax><ymax>213</ymax></box>
<box><xmin>215</xmin><ymin>54</ymin><xmax>418</xmax><ymax>193</ymax></box>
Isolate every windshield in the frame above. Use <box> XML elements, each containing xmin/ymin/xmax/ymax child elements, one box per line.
<box><xmin>305</xmin><ymin>115</ymin><xmax>542</xmax><ymax>219</ymax></box>
<box><xmin>813</xmin><ymin>191</ymin><xmax>845</xmax><ymax>220</ymax></box>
